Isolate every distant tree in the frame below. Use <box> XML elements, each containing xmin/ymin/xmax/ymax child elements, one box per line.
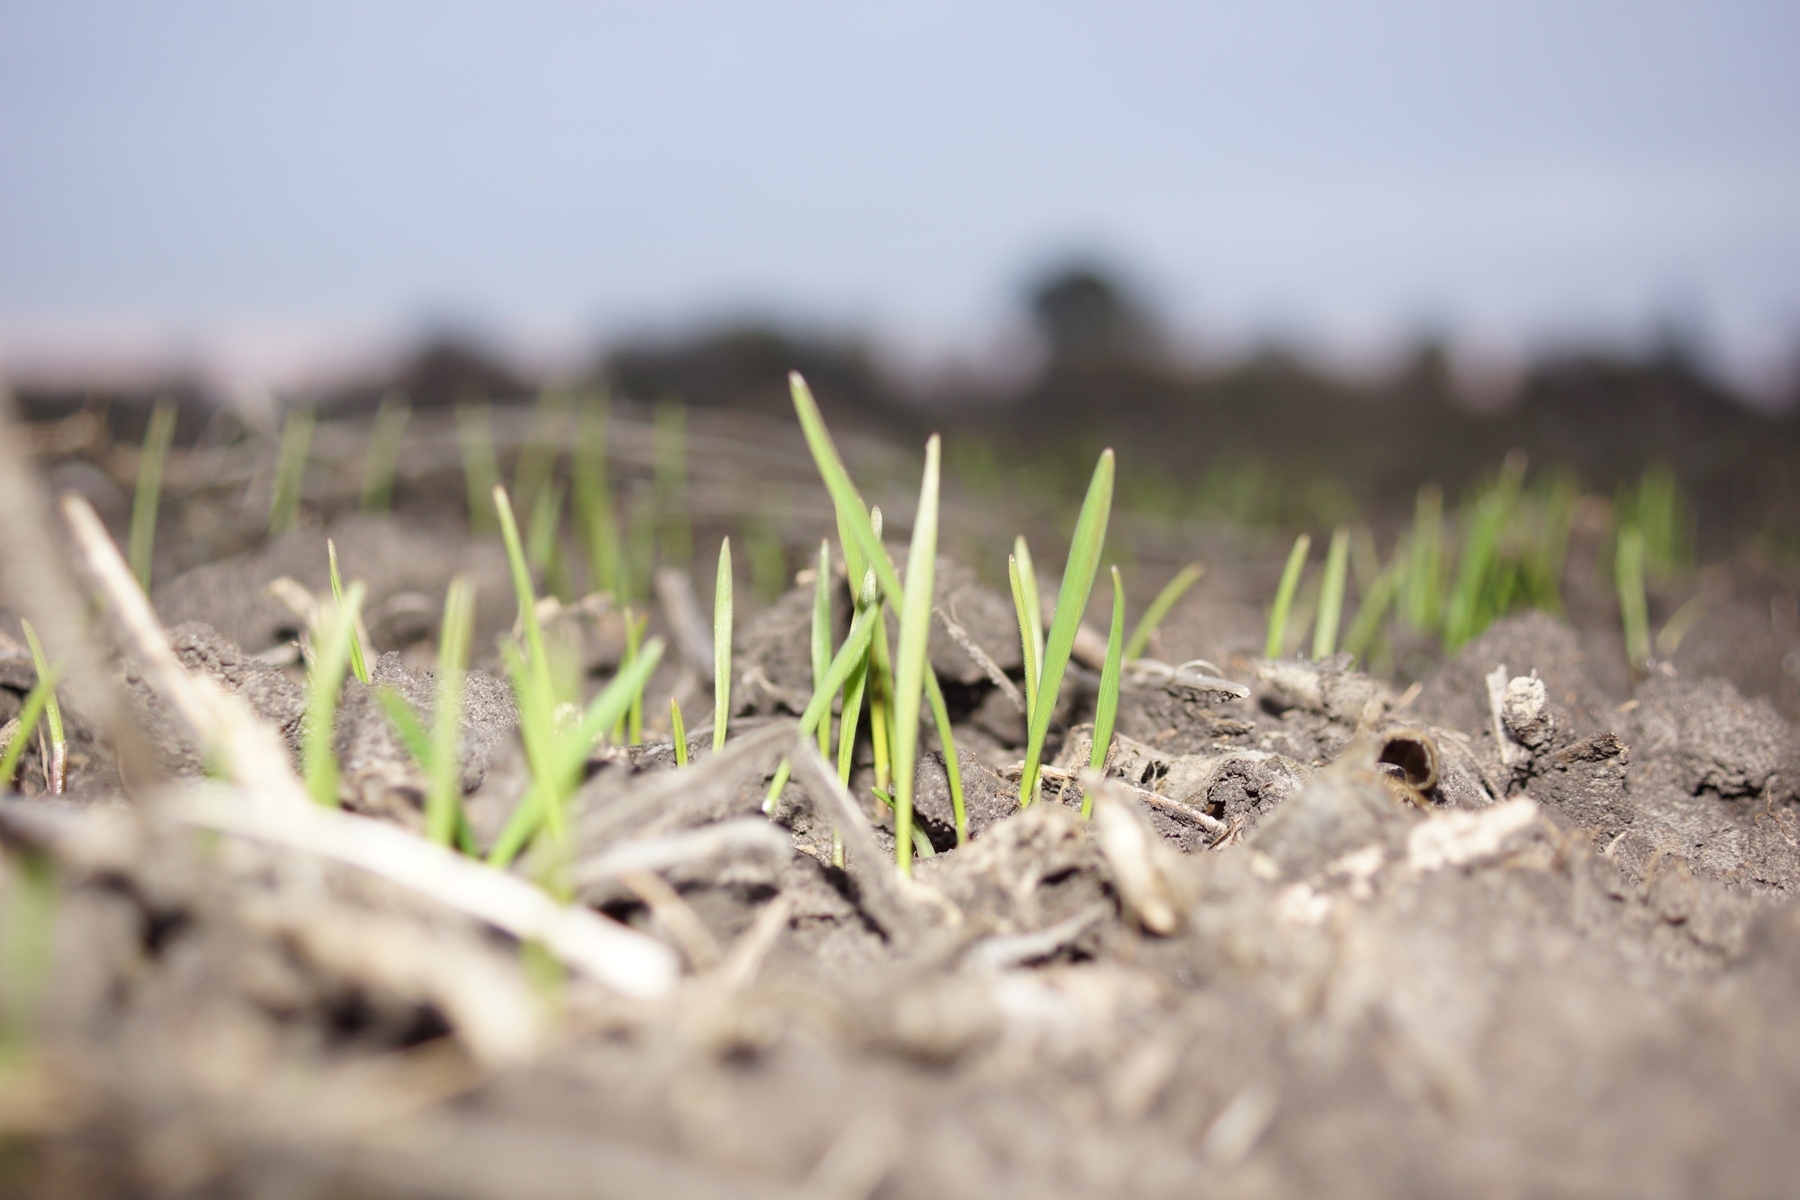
<box><xmin>1026</xmin><ymin>261</ymin><xmax>1159</xmax><ymax>366</ymax></box>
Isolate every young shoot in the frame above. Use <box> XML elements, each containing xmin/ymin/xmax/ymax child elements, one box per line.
<box><xmin>1083</xmin><ymin>566</ymin><xmax>1126</xmax><ymax>820</ymax></box>
<box><xmin>714</xmin><ymin>537</ymin><xmax>733</xmax><ymax>752</ymax></box>
<box><xmin>670</xmin><ymin>698</ymin><xmax>689</xmax><ymax>767</ymax></box>
<box><xmin>1402</xmin><ymin>484</ymin><xmax>1444</xmax><ymax>632</ymax></box>
<box><xmin>359</xmin><ymin>392</ymin><xmax>410</xmax><ymax>512</ymax></box>
<box><xmin>18</xmin><ymin>622</ymin><xmax>65</xmax><ymax>796</ymax></box>
<box><xmin>1124</xmin><ymin>562</ymin><xmax>1202</xmax><ymax>661</ymax></box>
<box><xmin>128</xmin><ymin>399</ymin><xmax>177</xmax><ymax>592</ymax></box>
<box><xmin>573</xmin><ymin>397</ymin><xmax>623</xmax><ymax>597</ymax></box>
<box><xmin>269</xmin><ymin>407</ymin><xmax>315</xmax><ymax>537</ymax></box>
<box><xmin>328</xmin><ymin>539</ymin><xmax>370</xmax><ymax>685</ymax></box>
<box><xmin>889</xmin><ymin>434</ymin><xmax>941</xmax><ymax>874</ymax></box>
<box><xmin>0</xmin><ymin>662</ymin><xmax>62</xmax><ymax>792</ymax></box>
<box><xmin>303</xmin><ymin>580</ymin><xmax>366</xmax><ymax>807</ymax></box>
<box><xmin>1265</xmin><ymin>532</ymin><xmax>1311</xmax><ymax>658</ymax></box>
<box><xmin>1008</xmin><ymin>554</ymin><xmax>1042</xmax><ymax>722</ymax></box>
<box><xmin>1616</xmin><ymin>524</ymin><xmax>1651</xmax><ymax>671</ymax></box>
<box><xmin>1017</xmin><ymin>448</ymin><xmax>1115</xmax><ymax>808</ymax></box>
<box><xmin>378</xmin><ymin>577</ymin><xmax>477</xmax><ymax>850</ymax></box>
<box><xmin>456</xmin><ymin>403</ymin><xmax>501</xmax><ymax>535</ymax></box>
<box><xmin>1312</xmin><ymin>526</ymin><xmax>1350</xmax><ymax>660</ymax></box>
<box><xmin>1012</xmin><ymin>535</ymin><xmax>1046</xmax><ymax>669</ymax></box>
<box><xmin>810</xmin><ymin>539</ymin><xmax>834</xmax><ymax>762</ymax></box>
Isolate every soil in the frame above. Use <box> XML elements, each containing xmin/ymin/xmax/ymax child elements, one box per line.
<box><xmin>4</xmin><ymin>405</ymin><xmax>1800</xmax><ymax>1198</ymax></box>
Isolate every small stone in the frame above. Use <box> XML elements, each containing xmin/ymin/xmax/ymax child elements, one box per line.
<box><xmin>1502</xmin><ymin>673</ymin><xmax>1552</xmax><ymax>747</ymax></box>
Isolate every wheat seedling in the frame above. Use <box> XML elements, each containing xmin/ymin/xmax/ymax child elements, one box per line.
<box><xmin>359</xmin><ymin>392</ymin><xmax>410</xmax><ymax>512</ymax></box>
<box><xmin>128</xmin><ymin>399</ymin><xmax>177</xmax><ymax>592</ymax></box>
<box><xmin>1124</xmin><ymin>562</ymin><xmax>1202</xmax><ymax>662</ymax></box>
<box><xmin>1265</xmin><ymin>532</ymin><xmax>1311</xmax><ymax>659</ymax></box>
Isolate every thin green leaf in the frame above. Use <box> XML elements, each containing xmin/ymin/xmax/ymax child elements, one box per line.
<box><xmin>714</xmin><ymin>537</ymin><xmax>733</xmax><ymax>752</ymax></box>
<box><xmin>493</xmin><ymin>484</ymin><xmax>551</xmax><ymax>702</ymax></box>
<box><xmin>671</xmin><ymin>698</ymin><xmax>689</xmax><ymax>767</ymax></box>
<box><xmin>1313</xmin><ymin>526</ymin><xmax>1350</xmax><ymax>660</ymax></box>
<box><xmin>18</xmin><ymin>620</ymin><xmax>63</xmax><ymax>759</ymax></box>
<box><xmin>890</xmin><ymin>435</ymin><xmax>940</xmax><ymax>875</ymax></box>
<box><xmin>1123</xmin><ymin>562</ymin><xmax>1203</xmax><ymax>661</ymax></box>
<box><xmin>427</xmin><ymin>577</ymin><xmax>475</xmax><ymax>846</ymax></box>
<box><xmin>1265</xmin><ymin>533</ymin><xmax>1311</xmax><ymax>659</ymax></box>
<box><xmin>1616</xmin><ymin>525</ymin><xmax>1651</xmax><ymax>670</ymax></box>
<box><xmin>359</xmin><ymin>391</ymin><xmax>410</xmax><ymax>512</ymax></box>
<box><xmin>1085</xmin><ymin>566</ymin><xmax>1126</xmax><ymax>819</ymax></box>
<box><xmin>328</xmin><ymin>539</ymin><xmax>370</xmax><ymax>685</ymax></box>
<box><xmin>1019</xmin><ymin>448</ymin><xmax>1114</xmax><ymax>807</ymax></box>
<box><xmin>0</xmin><ymin>665</ymin><xmax>62</xmax><ymax>787</ymax></box>
<box><xmin>763</xmin><ymin>601</ymin><xmax>882</xmax><ymax>811</ymax></box>
<box><xmin>1013</xmin><ymin>535</ymin><xmax>1045</xmax><ymax>669</ymax></box>
<box><xmin>456</xmin><ymin>403</ymin><xmax>500</xmax><ymax>534</ymax></box>
<box><xmin>303</xmin><ymin>581</ymin><xmax>365</xmax><ymax>807</ymax></box>
<box><xmin>129</xmin><ymin>399</ymin><xmax>177</xmax><ymax>592</ymax></box>
<box><xmin>924</xmin><ymin>668</ymin><xmax>967</xmax><ymax>845</ymax></box>
<box><xmin>811</xmin><ymin>539</ymin><xmax>834</xmax><ymax>762</ymax></box>
<box><xmin>374</xmin><ymin>687</ymin><xmax>432</xmax><ymax>766</ymax></box>
<box><xmin>269</xmin><ymin>407</ymin><xmax>315</xmax><ymax>537</ymax></box>
<box><xmin>1008</xmin><ymin>554</ymin><xmax>1041</xmax><ymax>721</ymax></box>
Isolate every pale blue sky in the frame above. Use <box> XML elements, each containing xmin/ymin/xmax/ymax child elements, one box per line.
<box><xmin>2</xmin><ymin>1</ymin><xmax>1796</xmax><ymax>387</ymax></box>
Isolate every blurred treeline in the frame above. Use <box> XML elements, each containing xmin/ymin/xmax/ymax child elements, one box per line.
<box><xmin>14</xmin><ymin>263</ymin><xmax>1800</xmax><ymax>558</ymax></box>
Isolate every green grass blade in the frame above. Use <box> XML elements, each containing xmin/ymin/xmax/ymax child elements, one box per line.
<box><xmin>1008</xmin><ymin>554</ymin><xmax>1041</xmax><ymax>721</ymax></box>
<box><xmin>1403</xmin><ymin>484</ymin><xmax>1443</xmax><ymax>631</ymax></box>
<box><xmin>836</xmin><ymin>649</ymin><xmax>869</xmax><ymax>787</ymax></box>
<box><xmin>1124</xmin><ymin>562</ymin><xmax>1202</xmax><ymax>661</ymax></box>
<box><xmin>512</xmin><ymin>388</ymin><xmax>571</xmax><ymax>516</ymax></box>
<box><xmin>427</xmin><ymin>577</ymin><xmax>475</xmax><ymax>845</ymax></box>
<box><xmin>269</xmin><ymin>407</ymin><xmax>315</xmax><ymax>537</ymax></box>
<box><xmin>19</xmin><ymin>621</ymin><xmax>65</xmax><ymax>794</ymax></box>
<box><xmin>1265</xmin><ymin>533</ymin><xmax>1311</xmax><ymax>658</ymax></box>
<box><xmin>525</xmin><ymin>481</ymin><xmax>565</xmax><ymax>575</ymax></box>
<box><xmin>456</xmin><ymin>403</ymin><xmax>500</xmax><ymax>535</ymax></box>
<box><xmin>1656</xmin><ymin>592</ymin><xmax>1707</xmax><ymax>659</ymax></box>
<box><xmin>1443</xmin><ymin>492</ymin><xmax>1506</xmax><ymax>651</ymax></box>
<box><xmin>359</xmin><ymin>392</ymin><xmax>410</xmax><ymax>512</ymax></box>
<box><xmin>1312</xmin><ymin>526</ymin><xmax>1350</xmax><ymax>660</ymax></box>
<box><xmin>671</xmin><ymin>698</ymin><xmax>689</xmax><ymax>767</ymax></box>
<box><xmin>763</xmin><ymin>601</ymin><xmax>882</xmax><ymax>811</ymax></box>
<box><xmin>493</xmin><ymin>484</ymin><xmax>550</xmax><ymax>695</ymax></box>
<box><xmin>1342</xmin><ymin>557</ymin><xmax>1402</xmax><ymax>663</ymax></box>
<box><xmin>128</xmin><ymin>399</ymin><xmax>177</xmax><ymax>592</ymax></box>
<box><xmin>890</xmin><ymin>435</ymin><xmax>940</xmax><ymax>875</ymax></box>
<box><xmin>923</xmin><ymin>668</ymin><xmax>966</xmax><ymax>845</ymax></box>
<box><xmin>1013</xmin><ymin>535</ymin><xmax>1045</xmax><ymax>669</ymax></box>
<box><xmin>811</xmin><ymin>539</ymin><xmax>834</xmax><ymax>761</ymax></box>
<box><xmin>1086</xmin><ymin>566</ymin><xmax>1126</xmax><ymax>816</ymax></box>
<box><xmin>374</xmin><ymin>687</ymin><xmax>432</xmax><ymax>765</ymax></box>
<box><xmin>328</xmin><ymin>539</ymin><xmax>370</xmax><ymax>685</ymax></box>
<box><xmin>303</xmin><ymin>581</ymin><xmax>365</xmax><ymax>807</ymax></box>
<box><xmin>714</xmin><ymin>537</ymin><xmax>733</xmax><ymax>752</ymax></box>
<box><xmin>1018</xmin><ymin>448</ymin><xmax>1114</xmax><ymax>807</ymax></box>
<box><xmin>1616</xmin><ymin>525</ymin><xmax>1651</xmax><ymax>670</ymax></box>
<box><xmin>790</xmin><ymin>374</ymin><xmax>905</xmax><ymax>608</ymax></box>
<box><xmin>623</xmin><ymin>610</ymin><xmax>649</xmax><ymax>745</ymax></box>
<box><xmin>0</xmin><ymin>665</ymin><xmax>61</xmax><ymax>788</ymax></box>
<box><xmin>573</xmin><ymin>397</ymin><xmax>621</xmax><ymax>596</ymax></box>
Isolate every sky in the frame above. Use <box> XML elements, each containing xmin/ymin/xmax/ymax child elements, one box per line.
<box><xmin>2</xmin><ymin>1</ymin><xmax>1797</xmax><ymax>393</ymax></box>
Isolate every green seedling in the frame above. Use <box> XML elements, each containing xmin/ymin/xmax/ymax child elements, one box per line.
<box><xmin>303</xmin><ymin>580</ymin><xmax>366</xmax><ymax>807</ymax></box>
<box><xmin>654</xmin><ymin>399</ymin><xmax>691</xmax><ymax>568</ymax></box>
<box><xmin>513</xmin><ymin>388</ymin><xmax>572</xmax><ymax>517</ymax></box>
<box><xmin>1656</xmin><ymin>592</ymin><xmax>1707</xmax><ymax>659</ymax></box>
<box><xmin>670</xmin><ymin>698</ymin><xmax>689</xmax><ymax>767</ymax></box>
<box><xmin>1265</xmin><ymin>533</ymin><xmax>1311</xmax><ymax>658</ymax></box>
<box><xmin>18</xmin><ymin>622</ymin><xmax>65</xmax><ymax>795</ymax></box>
<box><xmin>573</xmin><ymin>397</ymin><xmax>623</xmax><ymax>597</ymax></box>
<box><xmin>1124</xmin><ymin>562</ymin><xmax>1202</xmax><ymax>661</ymax></box>
<box><xmin>763</xmin><ymin>601</ymin><xmax>884</xmax><ymax>813</ymax></box>
<box><xmin>1018</xmin><ymin>449</ymin><xmax>1115</xmax><ymax>808</ymax></box>
<box><xmin>1442</xmin><ymin>486</ymin><xmax>1510</xmax><ymax>651</ymax></box>
<box><xmin>748</xmin><ymin>519</ymin><xmax>789</xmax><ymax>604</ymax></box>
<box><xmin>128</xmin><ymin>398</ymin><xmax>177</xmax><ymax>592</ymax></box>
<box><xmin>1313</xmin><ymin>526</ymin><xmax>1350</xmax><ymax>660</ymax></box>
<box><xmin>328</xmin><ymin>539</ymin><xmax>370</xmax><ymax>685</ymax></box>
<box><xmin>1624</xmin><ymin>464</ymin><xmax>1691</xmax><ymax>578</ymax></box>
<box><xmin>377</xmin><ymin>577</ymin><xmax>477</xmax><ymax>848</ymax></box>
<box><xmin>487</xmin><ymin>485</ymin><xmax>665</xmax><ymax>866</ymax></box>
<box><xmin>784</xmin><ymin>373</ymin><xmax>967</xmax><ymax>839</ymax></box>
<box><xmin>1616</xmin><ymin>524</ymin><xmax>1651</xmax><ymax>670</ymax></box>
<box><xmin>622</xmin><ymin>609</ymin><xmax>650</xmax><ymax>745</ymax></box>
<box><xmin>0</xmin><ymin>665</ymin><xmax>63</xmax><ymax>790</ymax></box>
<box><xmin>1008</xmin><ymin>554</ymin><xmax>1042</xmax><ymax>722</ymax></box>
<box><xmin>1342</xmin><ymin>556</ymin><xmax>1402</xmax><ymax>663</ymax></box>
<box><xmin>810</xmin><ymin>539</ymin><xmax>834</xmax><ymax>762</ymax></box>
<box><xmin>456</xmin><ymin>402</ymin><xmax>501</xmax><ymax>534</ymax></box>
<box><xmin>1402</xmin><ymin>484</ymin><xmax>1444</xmax><ymax>632</ymax></box>
<box><xmin>1083</xmin><ymin>566</ymin><xmax>1126</xmax><ymax>820</ymax></box>
<box><xmin>1013</xmin><ymin>535</ymin><xmax>1046</xmax><ymax>670</ymax></box>
<box><xmin>889</xmin><ymin>435</ymin><xmax>941</xmax><ymax>874</ymax></box>
<box><xmin>360</xmin><ymin>392</ymin><xmax>410</xmax><ymax>512</ymax></box>
<box><xmin>269</xmin><ymin>407</ymin><xmax>315</xmax><ymax>537</ymax></box>
<box><xmin>713</xmin><ymin>537</ymin><xmax>733</xmax><ymax>752</ymax></box>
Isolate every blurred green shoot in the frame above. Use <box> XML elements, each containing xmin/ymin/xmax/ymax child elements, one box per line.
<box><xmin>1012</xmin><ymin>536</ymin><xmax>1046</xmax><ymax>670</ymax></box>
<box><xmin>714</xmin><ymin>537</ymin><xmax>733</xmax><ymax>753</ymax></box>
<box><xmin>1616</xmin><ymin>525</ymin><xmax>1651</xmax><ymax>670</ymax></box>
<box><xmin>1124</xmin><ymin>562</ymin><xmax>1202</xmax><ymax>661</ymax></box>
<box><xmin>0</xmin><ymin>664</ymin><xmax>62</xmax><ymax>790</ymax></box>
<box><xmin>328</xmin><ymin>539</ymin><xmax>370</xmax><ymax>685</ymax></box>
<box><xmin>622</xmin><ymin>609</ymin><xmax>650</xmax><ymax>745</ymax></box>
<box><xmin>1018</xmin><ymin>449</ymin><xmax>1114</xmax><ymax>808</ymax></box>
<box><xmin>0</xmin><ymin>850</ymin><xmax>57</xmax><ymax>1065</ymax></box>
<box><xmin>1402</xmin><ymin>484</ymin><xmax>1444</xmax><ymax>632</ymax></box>
<box><xmin>128</xmin><ymin>398</ymin><xmax>177</xmax><ymax>592</ymax></box>
<box><xmin>889</xmin><ymin>434</ymin><xmax>940</xmax><ymax>874</ymax></box>
<box><xmin>1265</xmin><ymin>533</ymin><xmax>1311</xmax><ymax>658</ymax></box>
<box><xmin>573</xmin><ymin>397</ymin><xmax>622</xmax><ymax>597</ymax></box>
<box><xmin>1083</xmin><ymin>566</ymin><xmax>1126</xmax><ymax>820</ymax></box>
<box><xmin>1656</xmin><ymin>592</ymin><xmax>1707</xmax><ymax>659</ymax></box>
<box><xmin>1312</xmin><ymin>526</ymin><xmax>1350</xmax><ymax>660</ymax></box>
<box><xmin>269</xmin><ymin>407</ymin><xmax>315</xmax><ymax>537</ymax></box>
<box><xmin>670</xmin><ymin>698</ymin><xmax>689</xmax><ymax>767</ymax></box>
<box><xmin>456</xmin><ymin>402</ymin><xmax>501</xmax><ymax>534</ymax></box>
<box><xmin>1008</xmin><ymin>554</ymin><xmax>1041</xmax><ymax>722</ymax></box>
<box><xmin>359</xmin><ymin>392</ymin><xmax>410</xmax><ymax>512</ymax></box>
<box><xmin>513</xmin><ymin>388</ymin><xmax>571</xmax><ymax>516</ymax></box>
<box><xmin>1342</xmin><ymin>555</ymin><xmax>1402</xmax><ymax>663</ymax></box>
<box><xmin>378</xmin><ymin>577</ymin><xmax>477</xmax><ymax>849</ymax></box>
<box><xmin>810</xmin><ymin>539</ymin><xmax>834</xmax><ymax>762</ymax></box>
<box><xmin>303</xmin><ymin>580</ymin><xmax>365</xmax><ymax>807</ymax></box>
<box><xmin>654</xmin><ymin>398</ymin><xmax>691</xmax><ymax>568</ymax></box>
<box><xmin>19</xmin><ymin>621</ymin><xmax>65</xmax><ymax>795</ymax></box>
<box><xmin>762</xmin><ymin>600</ymin><xmax>883</xmax><ymax>813</ymax></box>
